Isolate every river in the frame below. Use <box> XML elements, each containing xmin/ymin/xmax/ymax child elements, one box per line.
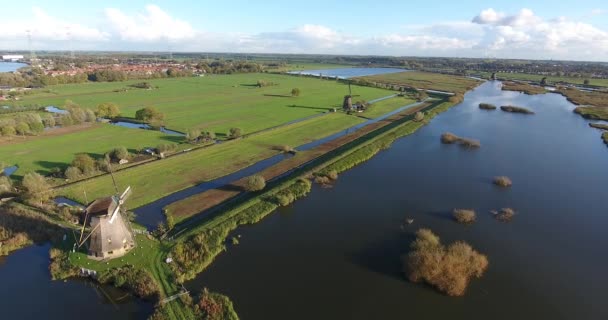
<box><xmin>0</xmin><ymin>244</ymin><xmax>152</xmax><ymax>319</ymax></box>
<box><xmin>288</xmin><ymin>67</ymin><xmax>406</xmax><ymax>79</ymax></box>
<box><xmin>0</xmin><ymin>62</ymin><xmax>27</xmax><ymax>73</ymax></box>
<box><xmin>185</xmin><ymin>81</ymin><xmax>608</xmax><ymax>320</ymax></box>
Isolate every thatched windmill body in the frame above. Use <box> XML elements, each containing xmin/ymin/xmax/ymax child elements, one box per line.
<box><xmin>77</xmin><ymin>186</ymin><xmax>135</xmax><ymax>260</ymax></box>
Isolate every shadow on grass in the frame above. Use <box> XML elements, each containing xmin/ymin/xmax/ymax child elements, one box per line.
<box><xmin>287</xmin><ymin>104</ymin><xmax>331</xmax><ymax>111</ymax></box>
<box><xmin>264</xmin><ymin>94</ymin><xmax>292</xmax><ymax>98</ymax></box>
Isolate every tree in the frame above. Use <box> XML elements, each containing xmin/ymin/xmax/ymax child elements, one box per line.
<box><xmin>135</xmin><ymin>107</ymin><xmax>165</xmax><ymax>123</ymax></box>
<box><xmin>29</xmin><ymin>122</ymin><xmax>44</xmax><ymax>134</ymax></box>
<box><xmin>1</xmin><ymin>126</ymin><xmax>16</xmax><ymax>137</ymax></box>
<box><xmin>21</xmin><ymin>172</ymin><xmax>54</xmax><ymax>205</ymax></box>
<box><xmin>42</xmin><ymin>114</ymin><xmax>56</xmax><ymax>127</ymax></box>
<box><xmin>584</xmin><ymin>79</ymin><xmax>590</xmax><ymax>85</ymax></box>
<box><xmin>0</xmin><ymin>176</ymin><xmax>12</xmax><ymax>194</ymax></box>
<box><xmin>186</xmin><ymin>128</ymin><xmax>201</xmax><ymax>143</ymax></box>
<box><xmin>71</xmin><ymin>153</ymin><xmax>96</xmax><ymax>175</ymax></box>
<box><xmin>15</xmin><ymin>122</ymin><xmax>30</xmax><ymax>135</ymax></box>
<box><xmin>64</xmin><ymin>166</ymin><xmax>82</xmax><ymax>180</ymax></box>
<box><xmin>540</xmin><ymin>77</ymin><xmax>547</xmax><ymax>85</ymax></box>
<box><xmin>201</xmin><ymin>131</ymin><xmax>216</xmax><ymax>141</ymax></box>
<box><xmin>96</xmin><ymin>102</ymin><xmax>121</xmax><ymax>118</ymax></box>
<box><xmin>244</xmin><ymin>175</ymin><xmax>265</xmax><ymax>192</ymax></box>
<box><xmin>229</xmin><ymin>127</ymin><xmax>242</xmax><ymax>139</ymax></box>
<box><xmin>291</xmin><ymin>88</ymin><xmax>301</xmax><ymax>97</ymax></box>
<box><xmin>110</xmin><ymin>146</ymin><xmax>130</xmax><ymax>162</ymax></box>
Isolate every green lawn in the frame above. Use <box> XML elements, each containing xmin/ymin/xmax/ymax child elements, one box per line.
<box><xmin>15</xmin><ymin>73</ymin><xmax>392</xmax><ymax>133</ymax></box>
<box><xmin>476</xmin><ymin>71</ymin><xmax>608</xmax><ymax>87</ymax></box>
<box><xmin>357</xmin><ymin>71</ymin><xmax>480</xmax><ymax>94</ymax></box>
<box><xmin>60</xmin><ymin>113</ymin><xmax>363</xmax><ymax>208</ymax></box>
<box><xmin>363</xmin><ymin>96</ymin><xmax>417</xmax><ymax>118</ymax></box>
<box><xmin>0</xmin><ymin>124</ymin><xmax>181</xmax><ymax>179</ymax></box>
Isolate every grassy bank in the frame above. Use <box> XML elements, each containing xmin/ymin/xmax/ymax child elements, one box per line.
<box><xmin>501</xmin><ymin>81</ymin><xmax>547</xmax><ymax>95</ymax></box>
<box><xmin>574</xmin><ymin>106</ymin><xmax>608</xmax><ymax>121</ymax></box>
<box><xmin>355</xmin><ymin>71</ymin><xmax>479</xmax><ymax>95</ymax></box>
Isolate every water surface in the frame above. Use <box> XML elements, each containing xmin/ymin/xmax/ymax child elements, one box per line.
<box><xmin>288</xmin><ymin>67</ymin><xmax>407</xmax><ymax>79</ymax></box>
<box><xmin>0</xmin><ymin>62</ymin><xmax>27</xmax><ymax>73</ymax></box>
<box><xmin>0</xmin><ymin>244</ymin><xmax>152</xmax><ymax>319</ymax></box>
<box><xmin>187</xmin><ymin>81</ymin><xmax>608</xmax><ymax>320</ymax></box>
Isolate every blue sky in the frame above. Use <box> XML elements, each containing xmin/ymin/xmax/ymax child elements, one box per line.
<box><xmin>1</xmin><ymin>1</ymin><xmax>607</xmax><ymax>61</ymax></box>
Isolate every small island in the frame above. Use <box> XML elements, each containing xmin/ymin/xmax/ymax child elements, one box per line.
<box><xmin>500</xmin><ymin>105</ymin><xmax>535</xmax><ymax>114</ymax></box>
<box><xmin>479</xmin><ymin>103</ymin><xmax>497</xmax><ymax>110</ymax></box>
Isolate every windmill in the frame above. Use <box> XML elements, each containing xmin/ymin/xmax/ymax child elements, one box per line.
<box><xmin>342</xmin><ymin>81</ymin><xmax>361</xmax><ymax>112</ymax></box>
<box><xmin>76</xmin><ymin>183</ymin><xmax>135</xmax><ymax>260</ymax></box>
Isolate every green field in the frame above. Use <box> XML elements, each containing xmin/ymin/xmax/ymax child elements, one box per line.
<box><xmin>362</xmin><ymin>96</ymin><xmax>417</xmax><ymax>118</ymax></box>
<box><xmin>14</xmin><ymin>73</ymin><xmax>391</xmax><ymax>133</ymax></box>
<box><xmin>0</xmin><ymin>124</ymin><xmax>181</xmax><ymax>179</ymax></box>
<box><xmin>60</xmin><ymin>112</ymin><xmax>364</xmax><ymax>208</ymax></box>
<box><xmin>357</xmin><ymin>71</ymin><xmax>480</xmax><ymax>94</ymax></box>
<box><xmin>476</xmin><ymin>71</ymin><xmax>608</xmax><ymax>87</ymax></box>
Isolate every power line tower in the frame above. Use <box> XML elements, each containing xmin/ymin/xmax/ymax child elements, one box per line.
<box><xmin>67</xmin><ymin>27</ymin><xmax>75</xmax><ymax>60</ymax></box>
<box><xmin>26</xmin><ymin>29</ymin><xmax>37</xmax><ymax>61</ymax></box>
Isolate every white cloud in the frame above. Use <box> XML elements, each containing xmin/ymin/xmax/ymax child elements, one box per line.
<box><xmin>1</xmin><ymin>5</ymin><xmax>608</xmax><ymax>61</ymax></box>
<box><xmin>0</xmin><ymin>6</ymin><xmax>108</xmax><ymax>42</ymax></box>
<box><xmin>105</xmin><ymin>5</ymin><xmax>195</xmax><ymax>42</ymax></box>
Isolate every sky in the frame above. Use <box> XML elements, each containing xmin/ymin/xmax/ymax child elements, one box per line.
<box><xmin>1</xmin><ymin>0</ymin><xmax>607</xmax><ymax>61</ymax></box>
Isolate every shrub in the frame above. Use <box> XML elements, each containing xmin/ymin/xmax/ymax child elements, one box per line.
<box><xmin>98</xmin><ymin>266</ymin><xmax>160</xmax><ymax>300</ymax></box>
<box><xmin>244</xmin><ymin>175</ymin><xmax>266</xmax><ymax>192</ymax></box>
<box><xmin>1</xmin><ymin>126</ymin><xmax>16</xmax><ymax>137</ymax></box>
<box><xmin>453</xmin><ymin>209</ymin><xmax>476</xmax><ymax>224</ymax></box>
<box><xmin>96</xmin><ymin>102</ymin><xmax>120</xmax><ymax>118</ymax></box>
<box><xmin>441</xmin><ymin>132</ymin><xmax>459</xmax><ymax>144</ymax></box>
<box><xmin>186</xmin><ymin>128</ymin><xmax>201</xmax><ymax>143</ymax></box>
<box><xmin>229</xmin><ymin>127</ymin><xmax>242</xmax><ymax>139</ymax></box>
<box><xmin>195</xmin><ymin>288</ymin><xmax>239</xmax><ymax>320</ymax></box>
<box><xmin>414</xmin><ymin>111</ymin><xmax>425</xmax><ymax>122</ymax></box>
<box><xmin>71</xmin><ymin>153</ymin><xmax>96</xmax><ymax>175</ymax></box>
<box><xmin>314</xmin><ymin>176</ymin><xmax>331</xmax><ymax>185</ymax></box>
<box><xmin>0</xmin><ymin>176</ymin><xmax>12</xmax><ymax>194</ymax></box>
<box><xmin>440</xmin><ymin>132</ymin><xmax>480</xmax><ymax>149</ymax></box>
<box><xmin>157</xmin><ymin>143</ymin><xmax>177</xmax><ymax>153</ymax></box>
<box><xmin>21</xmin><ymin>172</ymin><xmax>54</xmax><ymax>205</ymax></box>
<box><xmin>280</xmin><ymin>145</ymin><xmax>295</xmax><ymax>153</ymax></box>
<box><xmin>110</xmin><ymin>146</ymin><xmax>129</xmax><ymax>162</ymax></box>
<box><xmin>326</xmin><ymin>170</ymin><xmax>339</xmax><ymax>180</ymax></box>
<box><xmin>15</xmin><ymin>122</ymin><xmax>30</xmax><ymax>135</ymax></box>
<box><xmin>406</xmin><ymin>229</ymin><xmax>488</xmax><ymax>296</ymax></box>
<box><xmin>493</xmin><ymin>176</ymin><xmax>512</xmax><ymax>187</ymax></box>
<box><xmin>500</xmin><ymin>105</ymin><xmax>535</xmax><ymax>114</ymax></box>
<box><xmin>64</xmin><ymin>166</ymin><xmax>82</xmax><ymax>180</ymax></box>
<box><xmin>493</xmin><ymin>208</ymin><xmax>515</xmax><ymax>222</ymax></box>
<box><xmin>291</xmin><ymin>88</ymin><xmax>301</xmax><ymax>97</ymax></box>
<box><xmin>275</xmin><ymin>193</ymin><xmax>295</xmax><ymax>206</ymax></box>
<box><xmin>479</xmin><ymin>103</ymin><xmax>497</xmax><ymax>110</ymax></box>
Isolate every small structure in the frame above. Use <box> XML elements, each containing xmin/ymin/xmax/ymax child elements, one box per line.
<box><xmin>78</xmin><ymin>187</ymin><xmax>135</xmax><ymax>260</ymax></box>
<box><xmin>1</xmin><ymin>55</ymin><xmax>24</xmax><ymax>62</ymax></box>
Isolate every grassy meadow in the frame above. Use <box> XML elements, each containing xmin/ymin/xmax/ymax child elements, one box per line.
<box><xmin>362</xmin><ymin>96</ymin><xmax>417</xmax><ymax>118</ymax></box>
<box><xmin>59</xmin><ymin>112</ymin><xmax>364</xmax><ymax>208</ymax></box>
<box><xmin>356</xmin><ymin>71</ymin><xmax>480</xmax><ymax>94</ymax></box>
<box><xmin>13</xmin><ymin>73</ymin><xmax>392</xmax><ymax>133</ymax></box>
<box><xmin>0</xmin><ymin>124</ymin><xmax>181</xmax><ymax>179</ymax></box>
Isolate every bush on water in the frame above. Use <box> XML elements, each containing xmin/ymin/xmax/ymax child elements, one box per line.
<box><xmin>405</xmin><ymin>228</ymin><xmax>488</xmax><ymax>296</ymax></box>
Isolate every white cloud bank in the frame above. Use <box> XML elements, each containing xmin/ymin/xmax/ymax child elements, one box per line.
<box><xmin>0</xmin><ymin>5</ymin><xmax>607</xmax><ymax>61</ymax></box>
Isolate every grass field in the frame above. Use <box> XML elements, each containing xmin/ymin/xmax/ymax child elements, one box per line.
<box><xmin>362</xmin><ymin>96</ymin><xmax>417</xmax><ymax>118</ymax></box>
<box><xmin>0</xmin><ymin>124</ymin><xmax>181</xmax><ymax>179</ymax></box>
<box><xmin>59</xmin><ymin>113</ymin><xmax>364</xmax><ymax>208</ymax></box>
<box><xmin>14</xmin><ymin>73</ymin><xmax>392</xmax><ymax>133</ymax></box>
<box><xmin>477</xmin><ymin>71</ymin><xmax>608</xmax><ymax>87</ymax></box>
<box><xmin>356</xmin><ymin>71</ymin><xmax>480</xmax><ymax>94</ymax></box>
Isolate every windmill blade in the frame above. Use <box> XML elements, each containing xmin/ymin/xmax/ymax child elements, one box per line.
<box><xmin>120</xmin><ymin>186</ymin><xmax>132</xmax><ymax>202</ymax></box>
<box><xmin>108</xmin><ymin>204</ymin><xmax>121</xmax><ymax>224</ymax></box>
